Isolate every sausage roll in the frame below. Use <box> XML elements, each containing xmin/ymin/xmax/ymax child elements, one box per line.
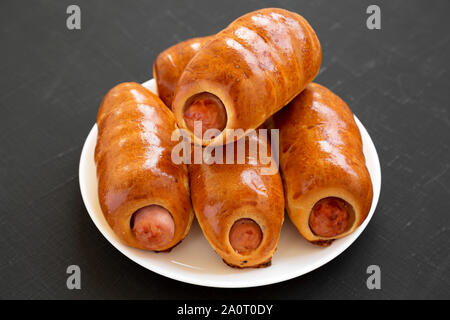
<box><xmin>189</xmin><ymin>132</ymin><xmax>284</xmax><ymax>267</ymax></box>
<box><xmin>173</xmin><ymin>8</ymin><xmax>321</xmax><ymax>146</ymax></box>
<box><xmin>153</xmin><ymin>36</ymin><xmax>213</xmax><ymax>108</ymax></box>
<box><xmin>273</xmin><ymin>83</ymin><xmax>373</xmax><ymax>245</ymax></box>
<box><xmin>95</xmin><ymin>82</ymin><xmax>194</xmax><ymax>251</ymax></box>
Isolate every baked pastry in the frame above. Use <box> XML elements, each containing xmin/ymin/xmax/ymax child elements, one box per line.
<box><xmin>153</xmin><ymin>36</ymin><xmax>213</xmax><ymax>108</ymax></box>
<box><xmin>173</xmin><ymin>8</ymin><xmax>322</xmax><ymax>146</ymax></box>
<box><xmin>273</xmin><ymin>83</ymin><xmax>373</xmax><ymax>245</ymax></box>
<box><xmin>189</xmin><ymin>132</ymin><xmax>284</xmax><ymax>267</ymax></box>
<box><xmin>95</xmin><ymin>82</ymin><xmax>194</xmax><ymax>251</ymax></box>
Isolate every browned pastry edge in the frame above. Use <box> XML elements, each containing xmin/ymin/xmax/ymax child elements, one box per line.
<box><xmin>95</xmin><ymin>82</ymin><xmax>194</xmax><ymax>251</ymax></box>
<box><xmin>173</xmin><ymin>8</ymin><xmax>322</xmax><ymax>146</ymax></box>
<box><xmin>274</xmin><ymin>83</ymin><xmax>373</xmax><ymax>244</ymax></box>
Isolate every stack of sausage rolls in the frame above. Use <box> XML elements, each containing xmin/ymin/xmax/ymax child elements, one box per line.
<box><xmin>95</xmin><ymin>8</ymin><xmax>373</xmax><ymax>268</ymax></box>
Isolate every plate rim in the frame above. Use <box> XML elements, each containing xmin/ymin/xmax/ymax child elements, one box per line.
<box><xmin>79</xmin><ymin>79</ymin><xmax>382</xmax><ymax>288</ymax></box>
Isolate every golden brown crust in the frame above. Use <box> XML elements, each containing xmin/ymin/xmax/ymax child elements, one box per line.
<box><xmin>273</xmin><ymin>83</ymin><xmax>373</xmax><ymax>243</ymax></box>
<box><xmin>153</xmin><ymin>36</ymin><xmax>213</xmax><ymax>108</ymax></box>
<box><xmin>95</xmin><ymin>82</ymin><xmax>194</xmax><ymax>251</ymax></box>
<box><xmin>189</xmin><ymin>132</ymin><xmax>284</xmax><ymax>267</ymax></box>
<box><xmin>173</xmin><ymin>8</ymin><xmax>321</xmax><ymax>146</ymax></box>
<box><xmin>223</xmin><ymin>258</ymin><xmax>272</xmax><ymax>269</ymax></box>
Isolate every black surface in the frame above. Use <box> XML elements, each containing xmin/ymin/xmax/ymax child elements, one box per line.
<box><xmin>1</xmin><ymin>0</ymin><xmax>449</xmax><ymax>300</ymax></box>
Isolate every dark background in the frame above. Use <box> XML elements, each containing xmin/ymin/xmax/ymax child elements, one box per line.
<box><xmin>1</xmin><ymin>0</ymin><xmax>449</xmax><ymax>299</ymax></box>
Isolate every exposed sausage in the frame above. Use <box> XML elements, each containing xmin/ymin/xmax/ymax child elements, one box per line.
<box><xmin>173</xmin><ymin>8</ymin><xmax>321</xmax><ymax>146</ymax></box>
<box><xmin>131</xmin><ymin>205</ymin><xmax>175</xmax><ymax>250</ymax></box>
<box><xmin>189</xmin><ymin>133</ymin><xmax>284</xmax><ymax>267</ymax></box>
<box><xmin>95</xmin><ymin>82</ymin><xmax>194</xmax><ymax>251</ymax></box>
<box><xmin>309</xmin><ymin>198</ymin><xmax>350</xmax><ymax>237</ymax></box>
<box><xmin>183</xmin><ymin>92</ymin><xmax>227</xmax><ymax>137</ymax></box>
<box><xmin>273</xmin><ymin>83</ymin><xmax>373</xmax><ymax>245</ymax></box>
<box><xmin>229</xmin><ymin>218</ymin><xmax>262</xmax><ymax>254</ymax></box>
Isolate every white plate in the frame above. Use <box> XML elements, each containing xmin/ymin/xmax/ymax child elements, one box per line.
<box><xmin>79</xmin><ymin>79</ymin><xmax>381</xmax><ymax>288</ymax></box>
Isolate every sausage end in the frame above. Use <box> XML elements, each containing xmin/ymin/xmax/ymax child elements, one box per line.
<box><xmin>131</xmin><ymin>205</ymin><xmax>175</xmax><ymax>251</ymax></box>
<box><xmin>183</xmin><ymin>92</ymin><xmax>227</xmax><ymax>138</ymax></box>
<box><xmin>229</xmin><ymin>218</ymin><xmax>263</xmax><ymax>255</ymax></box>
<box><xmin>309</xmin><ymin>197</ymin><xmax>351</xmax><ymax>238</ymax></box>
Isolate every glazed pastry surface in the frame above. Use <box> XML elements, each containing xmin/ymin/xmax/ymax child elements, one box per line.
<box><xmin>95</xmin><ymin>82</ymin><xmax>193</xmax><ymax>251</ymax></box>
<box><xmin>189</xmin><ymin>133</ymin><xmax>284</xmax><ymax>267</ymax></box>
<box><xmin>173</xmin><ymin>8</ymin><xmax>322</xmax><ymax>146</ymax></box>
<box><xmin>273</xmin><ymin>83</ymin><xmax>373</xmax><ymax>245</ymax></box>
<box><xmin>153</xmin><ymin>36</ymin><xmax>213</xmax><ymax>108</ymax></box>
